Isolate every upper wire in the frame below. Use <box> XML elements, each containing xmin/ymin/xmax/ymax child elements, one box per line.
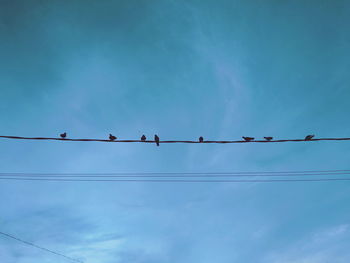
<box><xmin>1</xmin><ymin>135</ymin><xmax>350</xmax><ymax>144</ymax></box>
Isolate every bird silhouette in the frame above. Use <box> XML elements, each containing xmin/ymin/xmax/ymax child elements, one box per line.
<box><xmin>264</xmin><ymin>137</ymin><xmax>273</xmax><ymax>141</ymax></box>
<box><xmin>199</xmin><ymin>136</ymin><xmax>204</xmax><ymax>142</ymax></box>
<box><xmin>305</xmin><ymin>135</ymin><xmax>315</xmax><ymax>141</ymax></box>
<box><xmin>242</xmin><ymin>136</ymin><xmax>254</xmax><ymax>141</ymax></box>
<box><xmin>109</xmin><ymin>134</ymin><xmax>117</xmax><ymax>141</ymax></box>
<box><xmin>60</xmin><ymin>132</ymin><xmax>67</xmax><ymax>139</ymax></box>
<box><xmin>141</xmin><ymin>135</ymin><xmax>146</xmax><ymax>141</ymax></box>
<box><xmin>154</xmin><ymin>134</ymin><xmax>160</xmax><ymax>146</ymax></box>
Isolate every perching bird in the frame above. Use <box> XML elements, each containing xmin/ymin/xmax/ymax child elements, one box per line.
<box><xmin>60</xmin><ymin>132</ymin><xmax>67</xmax><ymax>139</ymax></box>
<box><xmin>242</xmin><ymin>136</ymin><xmax>254</xmax><ymax>141</ymax></box>
<box><xmin>154</xmin><ymin>134</ymin><xmax>160</xmax><ymax>146</ymax></box>
<box><xmin>305</xmin><ymin>134</ymin><xmax>315</xmax><ymax>141</ymax></box>
<box><xmin>141</xmin><ymin>135</ymin><xmax>146</xmax><ymax>141</ymax></box>
<box><xmin>199</xmin><ymin>136</ymin><xmax>204</xmax><ymax>143</ymax></box>
<box><xmin>264</xmin><ymin>137</ymin><xmax>273</xmax><ymax>141</ymax></box>
<box><xmin>109</xmin><ymin>134</ymin><xmax>117</xmax><ymax>141</ymax></box>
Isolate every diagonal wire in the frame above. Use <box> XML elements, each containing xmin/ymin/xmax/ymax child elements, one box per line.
<box><xmin>0</xmin><ymin>231</ymin><xmax>83</xmax><ymax>263</ymax></box>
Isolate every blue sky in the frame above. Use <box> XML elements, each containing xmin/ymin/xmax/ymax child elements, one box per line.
<box><xmin>1</xmin><ymin>0</ymin><xmax>350</xmax><ymax>262</ymax></box>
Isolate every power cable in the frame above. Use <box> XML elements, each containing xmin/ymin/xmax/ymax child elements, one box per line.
<box><xmin>0</xmin><ymin>169</ymin><xmax>349</xmax><ymax>175</ymax></box>
<box><xmin>1</xmin><ymin>135</ymin><xmax>350</xmax><ymax>145</ymax></box>
<box><xmin>1</xmin><ymin>177</ymin><xmax>350</xmax><ymax>183</ymax></box>
<box><xmin>0</xmin><ymin>172</ymin><xmax>350</xmax><ymax>178</ymax></box>
<box><xmin>0</xmin><ymin>231</ymin><xmax>83</xmax><ymax>263</ymax></box>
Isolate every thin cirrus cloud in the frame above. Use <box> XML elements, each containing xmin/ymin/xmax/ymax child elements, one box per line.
<box><xmin>264</xmin><ymin>224</ymin><xmax>350</xmax><ymax>263</ymax></box>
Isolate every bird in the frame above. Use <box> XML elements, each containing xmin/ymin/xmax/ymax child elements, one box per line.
<box><xmin>141</xmin><ymin>135</ymin><xmax>146</xmax><ymax>141</ymax></box>
<box><xmin>60</xmin><ymin>132</ymin><xmax>67</xmax><ymax>139</ymax></box>
<box><xmin>154</xmin><ymin>134</ymin><xmax>160</xmax><ymax>146</ymax></box>
<box><xmin>305</xmin><ymin>134</ymin><xmax>315</xmax><ymax>141</ymax></box>
<box><xmin>264</xmin><ymin>137</ymin><xmax>273</xmax><ymax>141</ymax></box>
<box><xmin>242</xmin><ymin>136</ymin><xmax>254</xmax><ymax>141</ymax></box>
<box><xmin>199</xmin><ymin>136</ymin><xmax>204</xmax><ymax>142</ymax></box>
<box><xmin>109</xmin><ymin>134</ymin><xmax>117</xmax><ymax>141</ymax></box>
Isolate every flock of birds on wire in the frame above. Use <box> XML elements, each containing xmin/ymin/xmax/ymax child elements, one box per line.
<box><xmin>59</xmin><ymin>132</ymin><xmax>315</xmax><ymax>146</ymax></box>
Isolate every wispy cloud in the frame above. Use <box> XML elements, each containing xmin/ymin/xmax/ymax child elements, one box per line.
<box><xmin>263</xmin><ymin>224</ymin><xmax>350</xmax><ymax>263</ymax></box>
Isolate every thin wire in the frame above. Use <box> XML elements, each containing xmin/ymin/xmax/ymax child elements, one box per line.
<box><xmin>1</xmin><ymin>177</ymin><xmax>350</xmax><ymax>182</ymax></box>
<box><xmin>1</xmin><ymin>135</ymin><xmax>350</xmax><ymax>144</ymax></box>
<box><xmin>1</xmin><ymin>169</ymin><xmax>350</xmax><ymax>175</ymax></box>
<box><xmin>0</xmin><ymin>231</ymin><xmax>83</xmax><ymax>263</ymax></box>
<box><xmin>0</xmin><ymin>172</ymin><xmax>350</xmax><ymax>178</ymax></box>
